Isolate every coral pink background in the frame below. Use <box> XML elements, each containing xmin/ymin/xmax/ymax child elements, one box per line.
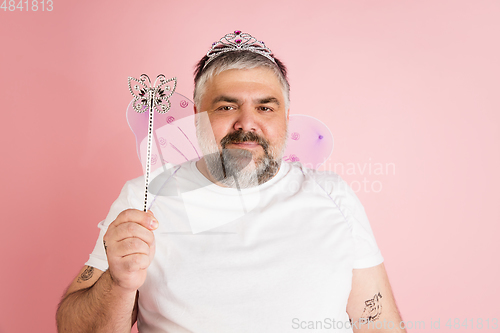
<box><xmin>1</xmin><ymin>1</ymin><xmax>499</xmax><ymax>332</ymax></box>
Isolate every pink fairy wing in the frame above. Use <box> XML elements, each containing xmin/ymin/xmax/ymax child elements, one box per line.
<box><xmin>153</xmin><ymin>113</ymin><xmax>201</xmax><ymax>166</ymax></box>
<box><xmin>126</xmin><ymin>92</ymin><xmax>200</xmax><ymax>174</ymax></box>
<box><xmin>283</xmin><ymin>114</ymin><xmax>334</xmax><ymax>169</ymax></box>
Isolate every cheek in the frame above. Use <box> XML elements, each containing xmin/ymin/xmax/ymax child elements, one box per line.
<box><xmin>266</xmin><ymin>121</ymin><xmax>288</xmax><ymax>143</ymax></box>
<box><xmin>209</xmin><ymin>122</ymin><xmax>231</xmax><ymax>145</ymax></box>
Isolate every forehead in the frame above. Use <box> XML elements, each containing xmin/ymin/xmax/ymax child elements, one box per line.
<box><xmin>202</xmin><ymin>67</ymin><xmax>285</xmax><ymax>103</ymax></box>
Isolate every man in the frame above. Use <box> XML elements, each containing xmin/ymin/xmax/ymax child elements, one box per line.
<box><xmin>57</xmin><ymin>31</ymin><xmax>405</xmax><ymax>332</ymax></box>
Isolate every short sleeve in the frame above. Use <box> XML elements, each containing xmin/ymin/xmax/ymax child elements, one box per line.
<box><xmin>84</xmin><ymin>179</ymin><xmax>141</xmax><ymax>271</ymax></box>
<box><xmin>331</xmin><ymin>177</ymin><xmax>384</xmax><ymax>269</ymax></box>
<box><xmin>304</xmin><ymin>166</ymin><xmax>384</xmax><ymax>269</ymax></box>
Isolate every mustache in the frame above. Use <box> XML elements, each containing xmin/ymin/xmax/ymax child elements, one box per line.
<box><xmin>220</xmin><ymin>131</ymin><xmax>270</xmax><ymax>152</ymax></box>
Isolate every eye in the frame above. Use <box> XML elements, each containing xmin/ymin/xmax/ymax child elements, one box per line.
<box><xmin>216</xmin><ymin>105</ymin><xmax>235</xmax><ymax>111</ymax></box>
<box><xmin>258</xmin><ymin>106</ymin><xmax>273</xmax><ymax>112</ymax></box>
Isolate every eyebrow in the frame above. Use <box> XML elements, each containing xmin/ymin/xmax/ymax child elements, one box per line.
<box><xmin>211</xmin><ymin>95</ymin><xmax>280</xmax><ymax>106</ymax></box>
<box><xmin>256</xmin><ymin>97</ymin><xmax>280</xmax><ymax>106</ymax></box>
<box><xmin>212</xmin><ymin>95</ymin><xmax>239</xmax><ymax>104</ymax></box>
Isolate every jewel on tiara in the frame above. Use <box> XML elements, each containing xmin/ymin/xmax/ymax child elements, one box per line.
<box><xmin>203</xmin><ymin>30</ymin><xmax>276</xmax><ymax>69</ymax></box>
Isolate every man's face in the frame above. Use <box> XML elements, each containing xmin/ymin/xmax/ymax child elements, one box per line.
<box><xmin>195</xmin><ymin>66</ymin><xmax>289</xmax><ymax>187</ymax></box>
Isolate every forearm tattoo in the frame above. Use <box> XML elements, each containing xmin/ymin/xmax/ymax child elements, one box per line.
<box><xmin>77</xmin><ymin>266</ymin><xmax>94</xmax><ymax>283</ymax></box>
<box><xmin>360</xmin><ymin>292</ymin><xmax>383</xmax><ymax>321</ymax></box>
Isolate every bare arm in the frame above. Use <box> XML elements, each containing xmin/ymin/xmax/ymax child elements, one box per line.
<box><xmin>56</xmin><ymin>209</ymin><xmax>158</xmax><ymax>332</ymax></box>
<box><xmin>347</xmin><ymin>263</ymin><xmax>406</xmax><ymax>333</ymax></box>
<box><xmin>56</xmin><ymin>266</ymin><xmax>138</xmax><ymax>332</ymax></box>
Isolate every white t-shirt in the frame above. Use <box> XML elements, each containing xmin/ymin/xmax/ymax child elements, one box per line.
<box><xmin>86</xmin><ymin>161</ymin><xmax>384</xmax><ymax>333</ymax></box>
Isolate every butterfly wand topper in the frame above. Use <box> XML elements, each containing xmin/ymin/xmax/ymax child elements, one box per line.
<box><xmin>128</xmin><ymin>74</ymin><xmax>177</xmax><ymax>211</ymax></box>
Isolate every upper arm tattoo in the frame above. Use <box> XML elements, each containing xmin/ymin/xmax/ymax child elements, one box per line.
<box><xmin>77</xmin><ymin>266</ymin><xmax>95</xmax><ymax>283</ymax></box>
<box><xmin>360</xmin><ymin>292</ymin><xmax>383</xmax><ymax>321</ymax></box>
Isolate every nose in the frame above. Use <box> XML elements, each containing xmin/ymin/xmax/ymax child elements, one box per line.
<box><xmin>233</xmin><ymin>105</ymin><xmax>258</xmax><ymax>132</ymax></box>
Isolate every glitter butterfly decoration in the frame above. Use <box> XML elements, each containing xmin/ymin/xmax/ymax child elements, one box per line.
<box><xmin>128</xmin><ymin>74</ymin><xmax>177</xmax><ymax>114</ymax></box>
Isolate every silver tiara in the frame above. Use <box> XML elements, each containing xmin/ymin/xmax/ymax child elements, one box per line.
<box><xmin>203</xmin><ymin>30</ymin><xmax>276</xmax><ymax>69</ymax></box>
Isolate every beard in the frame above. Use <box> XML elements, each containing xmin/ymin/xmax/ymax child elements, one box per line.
<box><xmin>196</xmin><ymin>116</ymin><xmax>287</xmax><ymax>189</ymax></box>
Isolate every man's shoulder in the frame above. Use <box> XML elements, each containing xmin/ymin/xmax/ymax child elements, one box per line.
<box><xmin>284</xmin><ymin>161</ymin><xmax>358</xmax><ymax>205</ymax></box>
<box><xmin>285</xmin><ymin>161</ymin><xmax>344</xmax><ymax>185</ymax></box>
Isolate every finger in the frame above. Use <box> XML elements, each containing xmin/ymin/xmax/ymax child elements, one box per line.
<box><xmin>119</xmin><ymin>253</ymin><xmax>151</xmax><ymax>272</ymax></box>
<box><xmin>149</xmin><ymin>238</ymin><xmax>156</xmax><ymax>260</ymax></box>
<box><xmin>115</xmin><ymin>237</ymin><xmax>151</xmax><ymax>258</ymax></box>
<box><xmin>113</xmin><ymin>222</ymin><xmax>155</xmax><ymax>247</ymax></box>
<box><xmin>113</xmin><ymin>209</ymin><xmax>159</xmax><ymax>231</ymax></box>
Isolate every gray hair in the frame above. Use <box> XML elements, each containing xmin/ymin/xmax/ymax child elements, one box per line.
<box><xmin>193</xmin><ymin>51</ymin><xmax>290</xmax><ymax>111</ymax></box>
